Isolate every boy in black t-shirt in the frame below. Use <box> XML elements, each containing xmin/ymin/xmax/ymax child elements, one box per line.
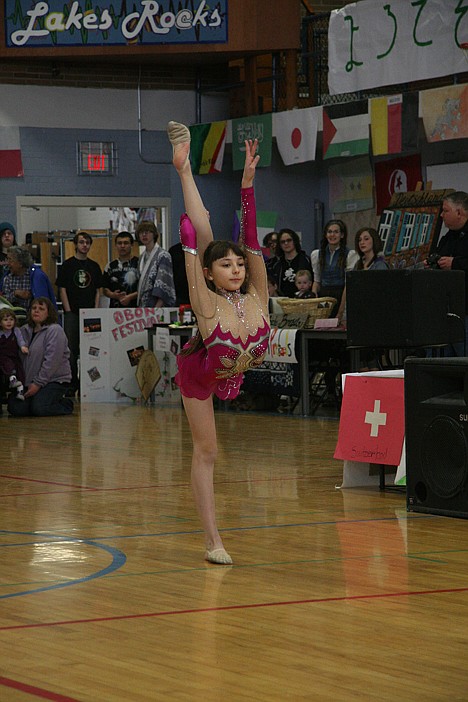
<box><xmin>56</xmin><ymin>232</ymin><xmax>103</xmax><ymax>394</ymax></box>
<box><xmin>102</xmin><ymin>232</ymin><xmax>139</xmax><ymax>308</ymax></box>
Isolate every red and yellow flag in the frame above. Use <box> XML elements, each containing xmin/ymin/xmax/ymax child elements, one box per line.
<box><xmin>370</xmin><ymin>93</ymin><xmax>419</xmax><ymax>156</ymax></box>
<box><xmin>189</xmin><ymin>121</ymin><xmax>227</xmax><ymax>175</ymax></box>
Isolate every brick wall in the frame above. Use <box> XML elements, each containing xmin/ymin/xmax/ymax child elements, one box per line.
<box><xmin>0</xmin><ymin>60</ymin><xmax>228</xmax><ymax>91</ymax></box>
<box><xmin>302</xmin><ymin>0</ymin><xmax>362</xmax><ymax>13</ymax></box>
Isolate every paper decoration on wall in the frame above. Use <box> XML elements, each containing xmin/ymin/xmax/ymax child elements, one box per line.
<box><xmin>328</xmin><ymin>0</ymin><xmax>467</xmax><ymax>96</ymax></box>
<box><xmin>370</xmin><ymin>93</ymin><xmax>419</xmax><ymax>155</ymax></box>
<box><xmin>273</xmin><ymin>107</ymin><xmax>320</xmax><ymax>165</ymax></box>
<box><xmin>374</xmin><ymin>153</ymin><xmax>422</xmax><ymax>214</ymax></box>
<box><xmin>421</xmin><ymin>83</ymin><xmax>468</xmax><ymax>142</ymax></box>
<box><xmin>377</xmin><ymin>188</ymin><xmax>452</xmax><ymax>269</ymax></box>
<box><xmin>231</xmin><ymin>114</ymin><xmax>272</xmax><ymax>170</ymax></box>
<box><xmin>328</xmin><ymin>157</ymin><xmax>373</xmax><ymax>213</ymax></box>
<box><xmin>189</xmin><ymin>121</ymin><xmax>227</xmax><ymax>174</ymax></box>
<box><xmin>0</xmin><ymin>127</ymin><xmax>23</xmax><ymax>178</ymax></box>
<box><xmin>322</xmin><ymin>100</ymin><xmax>369</xmax><ymax>159</ymax></box>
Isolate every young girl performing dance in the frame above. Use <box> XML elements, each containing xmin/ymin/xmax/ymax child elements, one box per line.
<box><xmin>168</xmin><ymin>121</ymin><xmax>270</xmax><ymax>565</ymax></box>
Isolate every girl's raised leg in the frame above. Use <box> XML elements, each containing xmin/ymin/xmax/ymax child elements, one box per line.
<box><xmin>167</xmin><ymin>121</ymin><xmax>214</xmax><ymax>258</ymax></box>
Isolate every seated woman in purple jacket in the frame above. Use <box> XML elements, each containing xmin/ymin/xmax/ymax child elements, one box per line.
<box><xmin>8</xmin><ymin>297</ymin><xmax>73</xmax><ymax>417</ymax></box>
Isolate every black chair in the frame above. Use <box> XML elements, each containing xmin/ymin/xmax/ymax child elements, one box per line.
<box><xmin>306</xmin><ymin>340</ymin><xmax>346</xmax><ymax>414</ymax></box>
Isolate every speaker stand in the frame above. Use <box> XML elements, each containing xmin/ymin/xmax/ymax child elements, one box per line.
<box><xmin>378</xmin><ymin>464</ymin><xmax>405</xmax><ymax>492</ymax></box>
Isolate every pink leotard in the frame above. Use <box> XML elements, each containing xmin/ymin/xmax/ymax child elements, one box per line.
<box><xmin>175</xmin><ymin>319</ymin><xmax>270</xmax><ymax>400</ymax></box>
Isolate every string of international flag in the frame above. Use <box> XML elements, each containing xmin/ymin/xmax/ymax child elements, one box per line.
<box><xmin>186</xmin><ymin>82</ymin><xmax>467</xmax><ymax>175</ymax></box>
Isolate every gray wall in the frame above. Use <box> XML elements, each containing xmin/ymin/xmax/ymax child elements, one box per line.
<box><xmin>0</xmin><ymin>85</ymin><xmax>466</xmax><ymax>256</ymax></box>
<box><xmin>1</xmin><ymin>125</ymin><xmax>327</xmax><ymax>253</ymax></box>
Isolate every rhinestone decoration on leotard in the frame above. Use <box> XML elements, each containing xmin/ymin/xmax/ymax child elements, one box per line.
<box><xmin>216</xmin><ymin>287</ymin><xmax>246</xmax><ymax>321</ymax></box>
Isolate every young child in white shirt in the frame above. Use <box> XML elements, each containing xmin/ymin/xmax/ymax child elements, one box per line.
<box><xmin>294</xmin><ymin>269</ymin><xmax>314</xmax><ymax>299</ymax></box>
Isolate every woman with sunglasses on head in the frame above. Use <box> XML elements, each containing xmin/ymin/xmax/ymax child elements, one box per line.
<box><xmin>268</xmin><ymin>228</ymin><xmax>313</xmax><ymax>298</ymax></box>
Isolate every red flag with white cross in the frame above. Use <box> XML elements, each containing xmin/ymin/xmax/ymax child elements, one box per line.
<box><xmin>334</xmin><ymin>376</ymin><xmax>405</xmax><ymax>465</ymax></box>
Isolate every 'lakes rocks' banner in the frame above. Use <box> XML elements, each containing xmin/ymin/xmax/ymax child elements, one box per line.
<box><xmin>5</xmin><ymin>0</ymin><xmax>228</xmax><ymax>47</ymax></box>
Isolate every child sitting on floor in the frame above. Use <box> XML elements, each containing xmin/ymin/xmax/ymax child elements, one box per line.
<box><xmin>0</xmin><ymin>308</ymin><xmax>28</xmax><ymax>400</ymax></box>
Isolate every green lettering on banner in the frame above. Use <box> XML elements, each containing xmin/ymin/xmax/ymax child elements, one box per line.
<box><xmin>231</xmin><ymin>114</ymin><xmax>272</xmax><ymax>171</ymax></box>
<box><xmin>376</xmin><ymin>5</ymin><xmax>397</xmax><ymax>60</ymax></box>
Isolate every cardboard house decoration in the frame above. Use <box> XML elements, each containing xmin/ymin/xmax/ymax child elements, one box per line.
<box><xmin>377</xmin><ymin>188</ymin><xmax>454</xmax><ymax>269</ymax></box>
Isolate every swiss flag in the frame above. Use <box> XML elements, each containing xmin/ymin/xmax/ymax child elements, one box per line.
<box><xmin>273</xmin><ymin>107</ymin><xmax>319</xmax><ymax>166</ymax></box>
<box><xmin>334</xmin><ymin>376</ymin><xmax>405</xmax><ymax>466</ymax></box>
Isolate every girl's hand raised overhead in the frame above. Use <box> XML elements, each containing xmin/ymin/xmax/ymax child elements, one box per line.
<box><xmin>242</xmin><ymin>139</ymin><xmax>260</xmax><ymax>188</ymax></box>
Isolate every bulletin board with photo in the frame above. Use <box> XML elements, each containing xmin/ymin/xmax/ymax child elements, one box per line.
<box><xmin>79</xmin><ymin>307</ymin><xmax>180</xmax><ymax>404</ymax></box>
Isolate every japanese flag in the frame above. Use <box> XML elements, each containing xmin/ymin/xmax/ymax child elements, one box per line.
<box><xmin>334</xmin><ymin>376</ymin><xmax>405</xmax><ymax>466</ymax></box>
<box><xmin>273</xmin><ymin>107</ymin><xmax>320</xmax><ymax>166</ymax></box>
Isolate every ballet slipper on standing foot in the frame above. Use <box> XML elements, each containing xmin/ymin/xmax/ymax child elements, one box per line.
<box><xmin>167</xmin><ymin>121</ymin><xmax>191</xmax><ymax>171</ymax></box>
<box><xmin>205</xmin><ymin>548</ymin><xmax>233</xmax><ymax>565</ymax></box>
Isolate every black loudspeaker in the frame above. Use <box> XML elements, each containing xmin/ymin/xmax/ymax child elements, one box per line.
<box><xmin>405</xmin><ymin>357</ymin><xmax>468</xmax><ymax>519</ymax></box>
<box><xmin>346</xmin><ymin>269</ymin><xmax>465</xmax><ymax>347</ymax></box>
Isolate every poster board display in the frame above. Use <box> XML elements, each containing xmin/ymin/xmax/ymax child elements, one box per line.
<box><xmin>79</xmin><ymin>307</ymin><xmax>180</xmax><ymax>403</ymax></box>
<box><xmin>336</xmin><ymin>370</ymin><xmax>406</xmax><ymax>489</ymax></box>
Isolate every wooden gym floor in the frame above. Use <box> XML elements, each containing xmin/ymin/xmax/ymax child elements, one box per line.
<box><xmin>1</xmin><ymin>402</ymin><xmax>467</xmax><ymax>701</ymax></box>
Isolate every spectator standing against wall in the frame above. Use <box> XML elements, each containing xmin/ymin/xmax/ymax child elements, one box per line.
<box><xmin>56</xmin><ymin>232</ymin><xmax>103</xmax><ymax>394</ymax></box>
<box><xmin>311</xmin><ymin>219</ymin><xmax>358</xmax><ymax>316</ymax></box>
<box><xmin>136</xmin><ymin>221</ymin><xmax>176</xmax><ymax>308</ymax></box>
<box><xmin>0</xmin><ymin>222</ymin><xmax>17</xmax><ymax>291</ymax></box>
<box><xmin>102</xmin><ymin>231</ymin><xmax>139</xmax><ymax>308</ymax></box>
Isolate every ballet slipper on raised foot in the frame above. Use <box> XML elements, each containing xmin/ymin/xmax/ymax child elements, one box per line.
<box><xmin>167</xmin><ymin>121</ymin><xmax>191</xmax><ymax>171</ymax></box>
<box><xmin>205</xmin><ymin>548</ymin><xmax>233</xmax><ymax>565</ymax></box>
<box><xmin>167</xmin><ymin>121</ymin><xmax>190</xmax><ymax>146</ymax></box>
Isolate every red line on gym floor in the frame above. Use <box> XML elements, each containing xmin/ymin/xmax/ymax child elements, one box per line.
<box><xmin>0</xmin><ymin>676</ymin><xmax>80</xmax><ymax>701</ymax></box>
<box><xmin>0</xmin><ymin>474</ymin><xmax>95</xmax><ymax>489</ymax></box>
<box><xmin>1</xmin><ymin>585</ymin><xmax>468</xmax><ymax>631</ymax></box>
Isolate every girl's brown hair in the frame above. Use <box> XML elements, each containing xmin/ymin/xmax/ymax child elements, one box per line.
<box><xmin>0</xmin><ymin>307</ymin><xmax>17</xmax><ymax>324</ymax></box>
<box><xmin>318</xmin><ymin>219</ymin><xmax>348</xmax><ymax>272</ymax></box>
<box><xmin>354</xmin><ymin>227</ymin><xmax>383</xmax><ymax>269</ymax></box>
<box><xmin>181</xmin><ymin>240</ymin><xmax>248</xmax><ymax>357</ymax></box>
<box><xmin>202</xmin><ymin>240</ymin><xmax>248</xmax><ymax>294</ymax></box>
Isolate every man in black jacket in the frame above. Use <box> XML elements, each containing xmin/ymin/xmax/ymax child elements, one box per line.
<box><xmin>430</xmin><ymin>191</ymin><xmax>468</xmax><ymax>355</ymax></box>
